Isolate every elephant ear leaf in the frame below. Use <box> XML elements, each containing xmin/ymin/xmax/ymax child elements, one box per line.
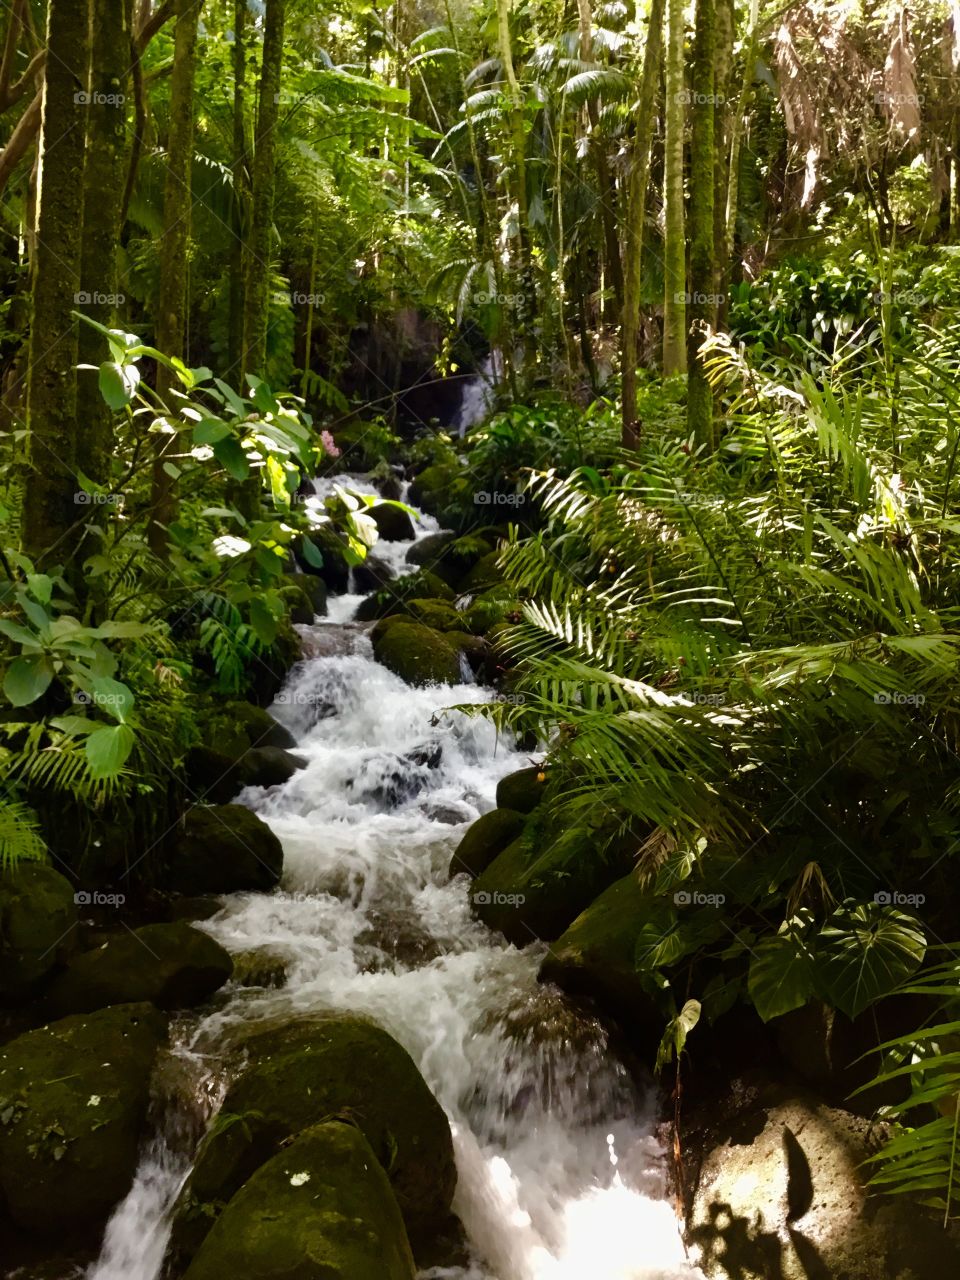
<box><xmin>815</xmin><ymin>902</ymin><xmax>926</xmax><ymax>1019</ymax></box>
<box><xmin>85</xmin><ymin>724</ymin><xmax>136</xmax><ymax>780</ymax></box>
<box><xmin>748</xmin><ymin>916</ymin><xmax>818</xmax><ymax>1022</ymax></box>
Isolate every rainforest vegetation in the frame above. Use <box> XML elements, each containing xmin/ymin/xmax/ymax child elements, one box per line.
<box><xmin>2</xmin><ymin>0</ymin><xmax>960</xmax><ymax>1277</ymax></box>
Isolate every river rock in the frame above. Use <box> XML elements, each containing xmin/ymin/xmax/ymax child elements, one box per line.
<box><xmin>353</xmin><ymin>553</ymin><xmax>395</xmax><ymax>593</ymax></box>
<box><xmin>449</xmin><ymin>807</ymin><xmax>526</xmax><ymax>879</ymax></box>
<box><xmin>44</xmin><ymin>923</ymin><xmax>233</xmax><ymax>1016</ymax></box>
<box><xmin>0</xmin><ymin>863</ymin><xmax>78</xmax><ymax>1001</ymax></box>
<box><xmin>167</xmin><ymin>804</ymin><xmax>283</xmax><ymax>894</ymax></box>
<box><xmin>404</xmin><ymin>597</ymin><xmax>465</xmax><ymax>632</ymax></box>
<box><xmin>463</xmin><ymin>588</ymin><xmax>521</xmax><ymax>634</ymax></box>
<box><xmin>461</xmin><ymin>549</ymin><xmax>504</xmax><ymax>592</ymax></box>
<box><xmin>371</xmin><ymin>502</ymin><xmax>417</xmax><ymax>541</ymax></box>
<box><xmin>219</xmin><ymin>700</ymin><xmax>297</xmax><ymax>751</ymax></box>
<box><xmin>246</xmin><ymin>618</ymin><xmax>303</xmax><ymax>707</ymax></box>
<box><xmin>372</xmin><ymin>620</ymin><xmax>462</xmax><ymax>686</ymax></box>
<box><xmin>242</xmin><ymin>746</ymin><xmax>308</xmax><ymax>788</ymax></box>
<box><xmin>406</xmin><ymin>532</ymin><xmax>494</xmax><ymax>589</ymax></box>
<box><xmin>181</xmin><ymin>1121</ymin><xmax>416</xmax><ymax>1280</ymax></box>
<box><xmin>0</xmin><ymin>1003</ymin><xmax>166</xmax><ymax>1234</ymax></box>
<box><xmin>408</xmin><ymin>462</ymin><xmax>460</xmax><ymax>517</ymax></box>
<box><xmin>687</xmin><ymin>1084</ymin><xmax>960</xmax><ymax>1280</ymax></box>
<box><xmin>293</xmin><ymin>527</ymin><xmax>351</xmax><ymax>593</ymax></box>
<box><xmin>354</xmin><ymin>569</ymin><xmax>455</xmax><ymax>622</ymax></box>
<box><xmin>495</xmin><ymin>766</ymin><xmax>547</xmax><ymax>813</ymax></box>
<box><xmin>169</xmin><ymin>1014</ymin><xmax>456</xmax><ymax>1264</ymax></box>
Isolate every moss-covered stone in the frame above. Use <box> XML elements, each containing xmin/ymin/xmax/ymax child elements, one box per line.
<box><xmin>408</xmin><ymin>463</ymin><xmax>460</xmax><ymax>517</ymax></box>
<box><xmin>44</xmin><ymin>923</ymin><xmax>232</xmax><ymax>1017</ymax></box>
<box><xmin>449</xmin><ymin>808</ymin><xmax>526</xmax><ymax>880</ymax></box>
<box><xmin>0</xmin><ymin>1003</ymin><xmax>166</xmax><ymax>1234</ymax></box>
<box><xmin>496</xmin><ymin>766</ymin><xmax>547</xmax><ymax>813</ymax></box>
<box><xmin>278</xmin><ymin>581</ymin><xmax>315</xmax><ymax>625</ymax></box>
<box><xmin>354</xmin><ymin>570</ymin><xmax>455</xmax><ymax>622</ymax></box>
<box><xmin>406</xmin><ymin>532</ymin><xmax>494</xmax><ymax>589</ymax></box>
<box><xmin>372</xmin><ymin>621</ymin><xmax>461</xmax><ymax>687</ymax></box>
<box><xmin>207</xmin><ymin>701</ymin><xmax>297</xmax><ymax>755</ymax></box>
<box><xmin>404</xmin><ymin>598</ymin><xmax>465</xmax><ymax>632</ymax></box>
<box><xmin>247</xmin><ymin>619</ymin><xmax>303</xmax><ymax>708</ymax></box>
<box><xmin>461</xmin><ymin>549</ymin><xmax>504</xmax><ymax>592</ymax></box>
<box><xmin>170</xmin><ymin>1014</ymin><xmax>455</xmax><ymax>1264</ymax></box>
<box><xmin>181</xmin><ymin>1121</ymin><xmax>416</xmax><ymax>1280</ymax></box>
<box><xmin>463</xmin><ymin>589</ymin><xmax>520</xmax><ymax>635</ymax></box>
<box><xmin>293</xmin><ymin>527</ymin><xmax>351</xmax><ymax>593</ymax></box>
<box><xmin>168</xmin><ymin>805</ymin><xmax>283</xmax><ymax>895</ymax></box>
<box><xmin>371</xmin><ymin>502</ymin><xmax>417</xmax><ymax>541</ymax></box>
<box><xmin>0</xmin><ymin>864</ymin><xmax>78</xmax><ymax>1001</ymax></box>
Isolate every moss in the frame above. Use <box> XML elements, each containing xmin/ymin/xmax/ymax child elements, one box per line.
<box><xmin>406</xmin><ymin>532</ymin><xmax>494</xmax><ymax>589</ymax></box>
<box><xmin>354</xmin><ymin>571</ymin><xmax>455</xmax><ymax>622</ymax></box>
<box><xmin>404</xmin><ymin>598</ymin><xmax>465</xmax><ymax>632</ymax></box>
<box><xmin>449</xmin><ymin>808</ymin><xmax>526</xmax><ymax>880</ymax></box>
<box><xmin>495</xmin><ymin>766</ymin><xmax>547</xmax><ymax>813</ymax></box>
<box><xmin>372</xmin><ymin>622</ymin><xmax>461</xmax><ymax>687</ymax></box>
<box><xmin>371</xmin><ymin>503</ymin><xmax>417</xmax><ymax>541</ymax></box>
<box><xmin>408</xmin><ymin>463</ymin><xmax>461</xmax><ymax>517</ymax></box>
<box><xmin>171</xmin><ymin>1015</ymin><xmax>455</xmax><ymax>1265</ymax></box>
<box><xmin>461</xmin><ymin>550</ymin><xmax>505</xmax><ymax>592</ymax></box>
<box><xmin>0</xmin><ymin>864</ymin><xmax>78</xmax><ymax>999</ymax></box>
<box><xmin>0</xmin><ymin>1003</ymin><xmax>166</xmax><ymax>1234</ymax></box>
<box><xmin>168</xmin><ymin>804</ymin><xmax>283</xmax><ymax>894</ymax></box>
<box><xmin>463</xmin><ymin>589</ymin><xmax>520</xmax><ymax>635</ymax></box>
<box><xmin>182</xmin><ymin>1121</ymin><xmax>416</xmax><ymax>1280</ymax></box>
<box><xmin>44</xmin><ymin>922</ymin><xmax>233</xmax><ymax>1016</ymax></box>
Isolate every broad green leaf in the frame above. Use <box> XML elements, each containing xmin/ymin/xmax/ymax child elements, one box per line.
<box><xmin>4</xmin><ymin>654</ymin><xmax>55</xmax><ymax>706</ymax></box>
<box><xmin>90</xmin><ymin>676</ymin><xmax>134</xmax><ymax>722</ymax></box>
<box><xmin>213</xmin><ymin>378</ymin><xmax>247</xmax><ymax>418</ymax></box>
<box><xmin>0</xmin><ymin>618</ymin><xmax>40</xmax><ymax>648</ymax></box>
<box><xmin>299</xmin><ymin>537</ymin><xmax>324</xmax><ymax>569</ymax></box>
<box><xmin>26</xmin><ymin>573</ymin><xmax>53</xmax><ymax>604</ymax></box>
<box><xmin>194</xmin><ymin>418</ymin><xmax>234</xmax><ymax>445</ymax></box>
<box><xmin>213</xmin><ymin>436</ymin><xmax>250</xmax><ymax>481</ymax></box>
<box><xmin>249</xmin><ymin>597</ymin><xmax>279</xmax><ymax>646</ymax></box>
<box><xmin>815</xmin><ymin>903</ymin><xmax>926</xmax><ymax>1019</ymax></box>
<box><xmin>748</xmin><ymin>922</ymin><xmax>818</xmax><ymax>1021</ymax></box>
<box><xmin>85</xmin><ymin>723</ymin><xmax>135</xmax><ymax>779</ymax></box>
<box><xmin>99</xmin><ymin>360</ymin><xmax>140</xmax><ymax>410</ymax></box>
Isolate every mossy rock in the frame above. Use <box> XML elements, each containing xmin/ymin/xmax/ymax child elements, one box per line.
<box><xmin>405</xmin><ymin>532</ymin><xmax>493</xmax><ymax>589</ymax></box>
<box><xmin>463</xmin><ymin>588</ymin><xmax>521</xmax><ymax>635</ymax></box>
<box><xmin>461</xmin><ymin>549</ymin><xmax>504</xmax><ymax>592</ymax></box>
<box><xmin>471</xmin><ymin>824</ymin><xmax>637</xmax><ymax>947</ymax></box>
<box><xmin>0</xmin><ymin>1003</ymin><xmax>166</xmax><ymax>1234</ymax></box>
<box><xmin>181</xmin><ymin>1121</ymin><xmax>416</xmax><ymax>1280</ymax></box>
<box><xmin>170</xmin><ymin>1014</ymin><xmax>455</xmax><ymax>1264</ymax></box>
<box><xmin>408</xmin><ymin>463</ymin><xmax>461</xmax><ymax>517</ymax></box>
<box><xmin>371</xmin><ymin>502</ymin><xmax>417</xmax><ymax>541</ymax></box>
<box><xmin>372</xmin><ymin>622</ymin><xmax>461</xmax><ymax>687</ymax></box>
<box><xmin>445</xmin><ymin>630</ymin><xmax>488</xmax><ymax>676</ymax></box>
<box><xmin>168</xmin><ymin>805</ymin><xmax>283</xmax><ymax>895</ymax></box>
<box><xmin>293</xmin><ymin>527</ymin><xmax>351</xmax><ymax>593</ymax></box>
<box><xmin>404</xmin><ymin>598</ymin><xmax>465</xmax><ymax>632</ymax></box>
<box><xmin>354</xmin><ymin>570</ymin><xmax>455</xmax><ymax>622</ymax></box>
<box><xmin>219</xmin><ymin>701</ymin><xmax>297</xmax><ymax>752</ymax></box>
<box><xmin>496</xmin><ymin>766</ymin><xmax>547</xmax><ymax>813</ymax></box>
<box><xmin>246</xmin><ymin>619</ymin><xmax>303</xmax><ymax>708</ymax></box>
<box><xmin>44</xmin><ymin>923</ymin><xmax>233</xmax><ymax>1017</ymax></box>
<box><xmin>0</xmin><ymin>863</ymin><xmax>78</xmax><ymax>1001</ymax></box>
<box><xmin>449</xmin><ymin>808</ymin><xmax>525</xmax><ymax>880</ymax></box>
<box><xmin>278</xmin><ymin>581</ymin><xmax>315</xmax><ymax>625</ymax></box>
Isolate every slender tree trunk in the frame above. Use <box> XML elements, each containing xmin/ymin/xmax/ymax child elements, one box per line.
<box><xmin>77</xmin><ymin>0</ymin><xmax>133</xmax><ymax>489</ymax></box>
<box><xmin>149</xmin><ymin>0</ymin><xmax>202</xmax><ymax>555</ymax></box>
<box><xmin>577</xmin><ymin>0</ymin><xmax>623</xmax><ymax>317</ymax></box>
<box><xmin>686</xmin><ymin>0</ymin><xmax>716</xmax><ymax>448</ymax></box>
<box><xmin>724</xmin><ymin>0</ymin><xmax>759</xmax><ymax>276</ymax></box>
<box><xmin>621</xmin><ymin>0</ymin><xmax>665</xmax><ymax>447</ymax></box>
<box><xmin>495</xmin><ymin>0</ymin><xmax>533</xmax><ymax>366</ymax></box>
<box><xmin>712</xmin><ymin>0</ymin><xmax>734</xmax><ymax>325</ymax></box>
<box><xmin>228</xmin><ymin>0</ymin><xmax>249</xmax><ymax>374</ymax></box>
<box><xmin>662</xmin><ymin>0</ymin><xmax>686</xmax><ymax>375</ymax></box>
<box><xmin>22</xmin><ymin>0</ymin><xmax>90</xmax><ymax>564</ymax></box>
<box><xmin>241</xmin><ymin>0</ymin><xmax>286</xmax><ymax>380</ymax></box>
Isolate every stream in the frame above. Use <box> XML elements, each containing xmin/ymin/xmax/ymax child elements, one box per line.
<box><xmin>85</xmin><ymin>480</ymin><xmax>706</xmax><ymax>1280</ymax></box>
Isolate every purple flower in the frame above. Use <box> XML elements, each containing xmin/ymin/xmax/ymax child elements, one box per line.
<box><xmin>320</xmin><ymin>429</ymin><xmax>340</xmax><ymax>458</ymax></box>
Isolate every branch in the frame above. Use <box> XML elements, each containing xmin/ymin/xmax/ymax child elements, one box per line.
<box><xmin>0</xmin><ymin>47</ymin><xmax>45</xmax><ymax>112</ymax></box>
<box><xmin>136</xmin><ymin>0</ymin><xmax>176</xmax><ymax>53</ymax></box>
<box><xmin>0</xmin><ymin>0</ymin><xmax>25</xmax><ymax>109</ymax></box>
<box><xmin>0</xmin><ymin>86</ymin><xmax>41</xmax><ymax>199</ymax></box>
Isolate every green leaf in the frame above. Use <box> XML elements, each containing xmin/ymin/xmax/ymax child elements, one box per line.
<box><xmin>26</xmin><ymin>573</ymin><xmax>53</xmax><ymax>604</ymax></box>
<box><xmin>90</xmin><ymin>676</ymin><xmax>134</xmax><ymax>722</ymax></box>
<box><xmin>748</xmin><ymin>921</ymin><xmax>818</xmax><ymax>1022</ymax></box>
<box><xmin>249</xmin><ymin>597</ymin><xmax>278</xmax><ymax>646</ymax></box>
<box><xmin>213</xmin><ymin>437</ymin><xmax>250</xmax><ymax>481</ymax></box>
<box><xmin>213</xmin><ymin>378</ymin><xmax>247</xmax><ymax>418</ymax></box>
<box><xmin>0</xmin><ymin>618</ymin><xmax>41</xmax><ymax>648</ymax></box>
<box><xmin>3</xmin><ymin>654</ymin><xmax>55</xmax><ymax>706</ymax></box>
<box><xmin>655</xmin><ymin>999</ymin><xmax>701</xmax><ymax>1074</ymax></box>
<box><xmin>98</xmin><ymin>360</ymin><xmax>140</xmax><ymax>410</ymax></box>
<box><xmin>85</xmin><ymin>723</ymin><xmax>135</xmax><ymax>779</ymax></box>
<box><xmin>299</xmin><ymin>538</ymin><xmax>324</xmax><ymax>569</ymax></box>
<box><xmin>194</xmin><ymin>418</ymin><xmax>234</xmax><ymax>445</ymax></box>
<box><xmin>815</xmin><ymin>903</ymin><xmax>927</xmax><ymax>1019</ymax></box>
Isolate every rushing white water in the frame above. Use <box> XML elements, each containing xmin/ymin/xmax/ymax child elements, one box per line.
<box><xmin>85</xmin><ymin>481</ymin><xmax>706</xmax><ymax>1280</ymax></box>
<box><xmin>454</xmin><ymin>352</ymin><xmax>501</xmax><ymax>436</ymax></box>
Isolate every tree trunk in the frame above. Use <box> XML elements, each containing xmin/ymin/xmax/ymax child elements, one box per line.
<box><xmin>621</xmin><ymin>0</ymin><xmax>665</xmax><ymax>447</ymax></box>
<box><xmin>22</xmin><ymin>0</ymin><xmax>90</xmax><ymax>564</ymax></box>
<box><xmin>577</xmin><ymin>0</ymin><xmax>623</xmax><ymax>317</ymax></box>
<box><xmin>662</xmin><ymin>0</ymin><xmax>686</xmax><ymax>376</ymax></box>
<box><xmin>686</xmin><ymin>0</ymin><xmax>716</xmax><ymax>448</ymax></box>
<box><xmin>149</xmin><ymin>0</ymin><xmax>202</xmax><ymax>555</ymax></box>
<box><xmin>241</xmin><ymin>0</ymin><xmax>286</xmax><ymax>380</ymax></box>
<box><xmin>712</xmin><ymin>0</ymin><xmax>734</xmax><ymax>325</ymax></box>
<box><xmin>724</xmin><ymin>0</ymin><xmax>759</xmax><ymax>279</ymax></box>
<box><xmin>228</xmin><ymin>0</ymin><xmax>249</xmax><ymax>375</ymax></box>
<box><xmin>495</xmin><ymin>0</ymin><xmax>533</xmax><ymax>366</ymax></box>
<box><xmin>77</xmin><ymin>0</ymin><xmax>133</xmax><ymax>490</ymax></box>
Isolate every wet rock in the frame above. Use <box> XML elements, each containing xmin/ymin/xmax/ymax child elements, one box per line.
<box><xmin>425</xmin><ymin>801</ymin><xmax>473</xmax><ymax>825</ymax></box>
<box><xmin>495</xmin><ymin>766</ymin><xmax>547</xmax><ymax>813</ymax></box>
<box><xmin>353</xmin><ymin>553</ymin><xmax>395</xmax><ymax>593</ymax></box>
<box><xmin>461</xmin><ymin>549</ymin><xmax>504</xmax><ymax>592</ymax></box>
<box><xmin>278</xmin><ymin>580</ymin><xmax>316</xmax><ymax>625</ymax></box>
<box><xmin>354</xmin><ymin>570</ymin><xmax>455</xmax><ymax>622</ymax></box>
<box><xmin>0</xmin><ymin>1003</ymin><xmax>166</xmax><ymax>1235</ymax></box>
<box><xmin>0</xmin><ymin>864</ymin><xmax>78</xmax><ymax>1002</ymax></box>
<box><xmin>246</xmin><ymin>619</ymin><xmax>303</xmax><ymax>708</ymax></box>
<box><xmin>168</xmin><ymin>805</ymin><xmax>283</xmax><ymax>895</ymax></box>
<box><xmin>404</xmin><ymin>597</ymin><xmax>465</xmax><ymax>632</ymax></box>
<box><xmin>180</xmin><ymin>1122</ymin><xmax>416</xmax><ymax>1280</ymax></box>
<box><xmin>371</xmin><ymin>502</ymin><xmax>417</xmax><ymax>541</ymax></box>
<box><xmin>242</xmin><ymin>746</ymin><xmax>307</xmax><ymax>788</ymax></box>
<box><xmin>231</xmin><ymin>945</ymin><xmax>290</xmax><ymax>989</ymax></box>
<box><xmin>169</xmin><ymin>1014</ymin><xmax>456</xmax><ymax>1265</ymax></box>
<box><xmin>208</xmin><ymin>700</ymin><xmax>297</xmax><ymax>753</ymax></box>
<box><xmin>687</xmin><ymin>1083</ymin><xmax>960</xmax><ymax>1280</ymax></box>
<box><xmin>406</xmin><ymin>532</ymin><xmax>493</xmax><ymax>589</ymax></box>
<box><xmin>463</xmin><ymin>588</ymin><xmax>521</xmax><ymax>635</ymax></box>
<box><xmin>408</xmin><ymin>462</ymin><xmax>460</xmax><ymax>517</ymax></box>
<box><xmin>449</xmin><ymin>807</ymin><xmax>526</xmax><ymax>879</ymax></box>
<box><xmin>292</xmin><ymin>528</ymin><xmax>351</xmax><ymax>593</ymax></box>
<box><xmin>372</xmin><ymin>621</ymin><xmax>461</xmax><ymax>687</ymax></box>
<box><xmin>44</xmin><ymin>923</ymin><xmax>232</xmax><ymax>1016</ymax></box>
<box><xmin>446</xmin><ymin>629</ymin><xmax>488</xmax><ymax>675</ymax></box>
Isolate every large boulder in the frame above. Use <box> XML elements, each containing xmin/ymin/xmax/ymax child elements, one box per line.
<box><xmin>461</xmin><ymin>549</ymin><xmax>504</xmax><ymax>593</ymax></box>
<box><xmin>687</xmin><ymin>1084</ymin><xmax>960</xmax><ymax>1280</ymax></box>
<box><xmin>463</xmin><ymin>588</ymin><xmax>521</xmax><ymax>635</ymax></box>
<box><xmin>167</xmin><ymin>805</ymin><xmax>283</xmax><ymax>895</ymax></box>
<box><xmin>169</xmin><ymin>1015</ymin><xmax>456</xmax><ymax>1264</ymax></box>
<box><xmin>404</xmin><ymin>598</ymin><xmax>465</xmax><ymax>632</ymax></box>
<box><xmin>354</xmin><ymin>570</ymin><xmax>455</xmax><ymax>622</ymax></box>
<box><xmin>471</xmin><ymin>826</ymin><xmax>636</xmax><ymax>947</ymax></box>
<box><xmin>408</xmin><ymin>463</ymin><xmax>460</xmax><ymax>518</ymax></box>
<box><xmin>449</xmin><ymin>808</ymin><xmax>525</xmax><ymax>880</ymax></box>
<box><xmin>44</xmin><ymin>923</ymin><xmax>233</xmax><ymax>1017</ymax></box>
<box><xmin>181</xmin><ymin>1122</ymin><xmax>416</xmax><ymax>1280</ymax></box>
<box><xmin>405</xmin><ymin>532</ymin><xmax>493</xmax><ymax>589</ymax></box>
<box><xmin>372</xmin><ymin>621</ymin><xmax>462</xmax><ymax>687</ymax></box>
<box><xmin>0</xmin><ymin>863</ymin><xmax>78</xmax><ymax>1001</ymax></box>
<box><xmin>185</xmin><ymin>744</ymin><xmax>306</xmax><ymax>803</ymax></box>
<box><xmin>371</xmin><ymin>503</ymin><xmax>417</xmax><ymax>541</ymax></box>
<box><xmin>0</xmin><ymin>1003</ymin><xmax>166</xmax><ymax>1234</ymax></box>
<box><xmin>293</xmin><ymin>528</ymin><xmax>351</xmax><ymax>593</ymax></box>
<box><xmin>495</xmin><ymin>766</ymin><xmax>547</xmax><ymax>813</ymax></box>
